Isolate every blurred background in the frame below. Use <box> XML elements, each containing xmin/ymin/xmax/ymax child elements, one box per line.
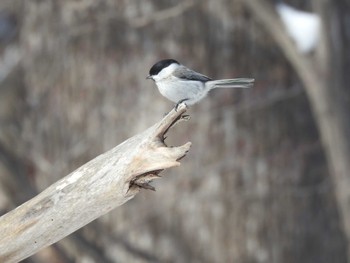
<box><xmin>0</xmin><ymin>0</ymin><xmax>349</xmax><ymax>262</ymax></box>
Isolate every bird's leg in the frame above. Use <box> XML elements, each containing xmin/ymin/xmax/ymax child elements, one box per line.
<box><xmin>175</xmin><ymin>98</ymin><xmax>189</xmax><ymax>111</ymax></box>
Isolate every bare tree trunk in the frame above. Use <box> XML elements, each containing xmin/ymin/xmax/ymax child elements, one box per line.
<box><xmin>241</xmin><ymin>0</ymin><xmax>350</xmax><ymax>257</ymax></box>
<box><xmin>0</xmin><ymin>104</ymin><xmax>191</xmax><ymax>263</ymax></box>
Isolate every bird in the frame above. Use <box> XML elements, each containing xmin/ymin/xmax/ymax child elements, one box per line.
<box><xmin>146</xmin><ymin>59</ymin><xmax>254</xmax><ymax>109</ymax></box>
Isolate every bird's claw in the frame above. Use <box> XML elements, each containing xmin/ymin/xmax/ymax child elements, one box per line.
<box><xmin>175</xmin><ymin>99</ymin><xmax>189</xmax><ymax>112</ymax></box>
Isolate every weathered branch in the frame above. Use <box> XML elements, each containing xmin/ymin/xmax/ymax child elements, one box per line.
<box><xmin>0</xmin><ymin>103</ymin><xmax>191</xmax><ymax>263</ymax></box>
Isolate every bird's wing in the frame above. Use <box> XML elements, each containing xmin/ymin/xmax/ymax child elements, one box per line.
<box><xmin>174</xmin><ymin>66</ymin><xmax>212</xmax><ymax>82</ymax></box>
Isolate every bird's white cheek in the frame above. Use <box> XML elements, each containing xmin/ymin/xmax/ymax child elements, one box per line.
<box><xmin>152</xmin><ymin>75</ymin><xmax>161</xmax><ymax>82</ymax></box>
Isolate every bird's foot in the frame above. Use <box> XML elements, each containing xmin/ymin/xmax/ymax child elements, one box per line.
<box><xmin>175</xmin><ymin>99</ymin><xmax>189</xmax><ymax>112</ymax></box>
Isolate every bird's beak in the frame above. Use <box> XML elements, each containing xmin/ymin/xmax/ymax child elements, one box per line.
<box><xmin>146</xmin><ymin>75</ymin><xmax>152</xmax><ymax>80</ymax></box>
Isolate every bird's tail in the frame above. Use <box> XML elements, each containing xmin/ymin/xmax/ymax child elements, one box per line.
<box><xmin>207</xmin><ymin>78</ymin><xmax>254</xmax><ymax>89</ymax></box>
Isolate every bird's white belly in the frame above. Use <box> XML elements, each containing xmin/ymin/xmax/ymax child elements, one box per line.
<box><xmin>156</xmin><ymin>79</ymin><xmax>207</xmax><ymax>105</ymax></box>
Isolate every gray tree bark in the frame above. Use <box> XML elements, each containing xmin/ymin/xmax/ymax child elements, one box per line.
<box><xmin>241</xmin><ymin>0</ymin><xmax>350</xmax><ymax>257</ymax></box>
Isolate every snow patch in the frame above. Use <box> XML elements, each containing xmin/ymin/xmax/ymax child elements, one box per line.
<box><xmin>276</xmin><ymin>3</ymin><xmax>321</xmax><ymax>53</ymax></box>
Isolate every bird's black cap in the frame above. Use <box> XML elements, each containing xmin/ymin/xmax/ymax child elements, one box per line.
<box><xmin>149</xmin><ymin>59</ymin><xmax>179</xmax><ymax>76</ymax></box>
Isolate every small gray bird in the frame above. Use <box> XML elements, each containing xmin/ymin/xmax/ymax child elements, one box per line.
<box><xmin>147</xmin><ymin>59</ymin><xmax>254</xmax><ymax>107</ymax></box>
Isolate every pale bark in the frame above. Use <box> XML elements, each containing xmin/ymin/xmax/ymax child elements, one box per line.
<box><xmin>0</xmin><ymin>103</ymin><xmax>191</xmax><ymax>263</ymax></box>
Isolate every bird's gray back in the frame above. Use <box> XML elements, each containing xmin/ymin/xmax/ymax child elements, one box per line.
<box><xmin>174</xmin><ymin>65</ymin><xmax>212</xmax><ymax>82</ymax></box>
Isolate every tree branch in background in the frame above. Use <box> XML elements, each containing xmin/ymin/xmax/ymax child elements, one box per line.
<box><xmin>240</xmin><ymin>0</ymin><xmax>321</xmax><ymax>89</ymax></box>
<box><xmin>130</xmin><ymin>1</ymin><xmax>196</xmax><ymax>28</ymax></box>
<box><xmin>0</xmin><ymin>103</ymin><xmax>191</xmax><ymax>263</ymax></box>
<box><xmin>241</xmin><ymin>0</ymin><xmax>350</xmax><ymax>257</ymax></box>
